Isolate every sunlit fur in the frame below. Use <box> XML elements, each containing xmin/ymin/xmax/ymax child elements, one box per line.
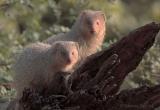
<box><xmin>44</xmin><ymin>10</ymin><xmax>106</xmax><ymax>61</ymax></box>
<box><xmin>13</xmin><ymin>41</ymin><xmax>79</xmax><ymax>99</ymax></box>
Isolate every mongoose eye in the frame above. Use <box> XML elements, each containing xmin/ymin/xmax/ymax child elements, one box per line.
<box><xmin>86</xmin><ymin>19</ymin><xmax>92</xmax><ymax>26</ymax></box>
<box><xmin>60</xmin><ymin>50</ymin><xmax>67</xmax><ymax>57</ymax></box>
<box><xmin>96</xmin><ymin>20</ymin><xmax>100</xmax><ymax>25</ymax></box>
<box><xmin>71</xmin><ymin>51</ymin><xmax>74</xmax><ymax>56</ymax></box>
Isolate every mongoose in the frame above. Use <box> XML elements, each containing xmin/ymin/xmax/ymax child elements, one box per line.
<box><xmin>45</xmin><ymin>71</ymin><xmax>72</xmax><ymax>95</ymax></box>
<box><xmin>13</xmin><ymin>41</ymin><xmax>79</xmax><ymax>99</ymax></box>
<box><xmin>44</xmin><ymin>10</ymin><xmax>106</xmax><ymax>61</ymax></box>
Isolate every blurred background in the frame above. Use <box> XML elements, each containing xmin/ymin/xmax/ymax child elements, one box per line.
<box><xmin>0</xmin><ymin>0</ymin><xmax>160</xmax><ymax>102</ymax></box>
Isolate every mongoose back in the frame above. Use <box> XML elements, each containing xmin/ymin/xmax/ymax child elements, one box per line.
<box><xmin>44</xmin><ymin>10</ymin><xmax>106</xmax><ymax>60</ymax></box>
<box><xmin>13</xmin><ymin>41</ymin><xmax>79</xmax><ymax>99</ymax></box>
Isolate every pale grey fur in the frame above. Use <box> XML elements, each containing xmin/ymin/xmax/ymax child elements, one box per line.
<box><xmin>44</xmin><ymin>10</ymin><xmax>106</xmax><ymax>61</ymax></box>
<box><xmin>13</xmin><ymin>41</ymin><xmax>79</xmax><ymax>99</ymax></box>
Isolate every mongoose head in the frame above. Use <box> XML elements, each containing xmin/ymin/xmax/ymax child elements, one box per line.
<box><xmin>78</xmin><ymin>10</ymin><xmax>106</xmax><ymax>38</ymax></box>
<box><xmin>50</xmin><ymin>41</ymin><xmax>79</xmax><ymax>72</ymax></box>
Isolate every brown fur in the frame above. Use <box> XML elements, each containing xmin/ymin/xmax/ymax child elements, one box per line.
<box><xmin>44</xmin><ymin>10</ymin><xmax>106</xmax><ymax>61</ymax></box>
<box><xmin>13</xmin><ymin>41</ymin><xmax>79</xmax><ymax>99</ymax></box>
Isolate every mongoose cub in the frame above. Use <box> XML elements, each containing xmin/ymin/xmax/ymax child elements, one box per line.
<box><xmin>13</xmin><ymin>41</ymin><xmax>79</xmax><ymax>99</ymax></box>
<box><xmin>44</xmin><ymin>10</ymin><xmax>106</xmax><ymax>61</ymax></box>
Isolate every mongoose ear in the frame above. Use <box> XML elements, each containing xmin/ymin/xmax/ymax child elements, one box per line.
<box><xmin>96</xmin><ymin>11</ymin><xmax>106</xmax><ymax>22</ymax></box>
<box><xmin>53</xmin><ymin>42</ymin><xmax>63</xmax><ymax>53</ymax></box>
<box><xmin>99</xmin><ymin>12</ymin><xmax>106</xmax><ymax>22</ymax></box>
<box><xmin>74</xmin><ymin>42</ymin><xmax>79</xmax><ymax>51</ymax></box>
<box><xmin>80</xmin><ymin>10</ymin><xmax>87</xmax><ymax>17</ymax></box>
<box><xmin>54</xmin><ymin>42</ymin><xmax>61</xmax><ymax>49</ymax></box>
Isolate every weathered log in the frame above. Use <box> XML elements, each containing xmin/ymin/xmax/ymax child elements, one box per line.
<box><xmin>71</xmin><ymin>22</ymin><xmax>160</xmax><ymax>94</ymax></box>
<box><xmin>20</xmin><ymin>22</ymin><xmax>160</xmax><ymax>110</ymax></box>
<box><xmin>104</xmin><ymin>85</ymin><xmax>160</xmax><ymax>110</ymax></box>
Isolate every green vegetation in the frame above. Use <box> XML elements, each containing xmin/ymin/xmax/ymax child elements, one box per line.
<box><xmin>0</xmin><ymin>0</ymin><xmax>160</xmax><ymax>100</ymax></box>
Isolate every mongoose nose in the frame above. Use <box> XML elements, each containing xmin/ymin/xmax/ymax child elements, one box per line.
<box><xmin>67</xmin><ymin>58</ymin><xmax>71</xmax><ymax>64</ymax></box>
<box><xmin>90</xmin><ymin>28</ymin><xmax>96</xmax><ymax>34</ymax></box>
